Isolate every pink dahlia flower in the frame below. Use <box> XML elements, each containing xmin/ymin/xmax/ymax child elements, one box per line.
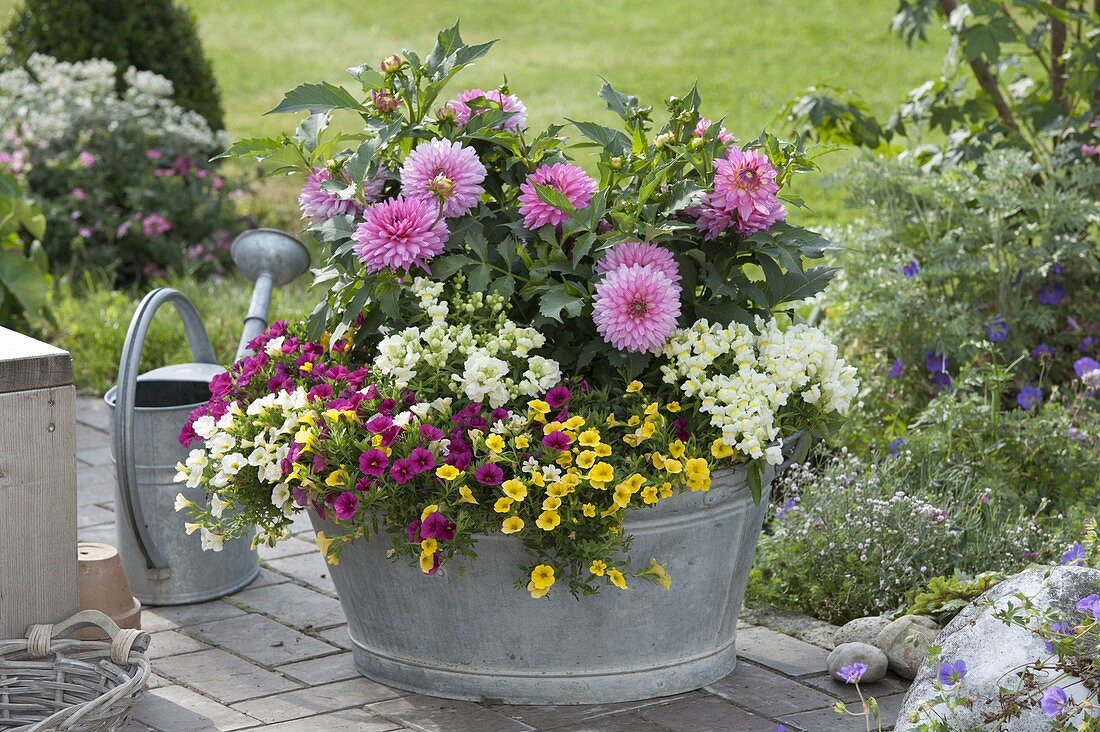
<box><xmin>711</xmin><ymin>149</ymin><xmax>780</xmax><ymax>220</ymax></box>
<box><xmin>692</xmin><ymin>196</ymin><xmax>733</xmax><ymax>241</ymax></box>
<box><xmin>735</xmin><ymin>198</ymin><xmax>786</xmax><ymax>236</ymax></box>
<box><xmin>518</xmin><ymin>163</ymin><xmax>598</xmax><ymax>230</ymax></box>
<box><xmin>596</xmin><ymin>241</ymin><xmax>681</xmax><ymax>284</ymax></box>
<box><xmin>593</xmin><ymin>264</ymin><xmax>681</xmax><ymax>353</ymax></box>
<box><xmin>352</xmin><ymin>196</ymin><xmax>448</xmax><ymax>273</ymax></box>
<box><xmin>693</xmin><ymin>117</ymin><xmax>736</xmax><ymax>147</ymax></box>
<box><xmin>400</xmin><ymin>139</ymin><xmax>486</xmax><ymax>218</ymax></box>
<box><xmin>448</xmin><ymin>88</ymin><xmax>527</xmax><ymax>130</ymax></box>
<box><xmin>299</xmin><ymin>167</ymin><xmax>365</xmax><ymax>224</ymax></box>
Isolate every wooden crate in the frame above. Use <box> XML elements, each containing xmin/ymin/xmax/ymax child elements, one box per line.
<box><xmin>0</xmin><ymin>327</ymin><xmax>78</xmax><ymax>637</ymax></box>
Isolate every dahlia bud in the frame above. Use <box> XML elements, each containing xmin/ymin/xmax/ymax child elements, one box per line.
<box><xmin>609</xmin><ymin>156</ymin><xmax>624</xmax><ymax>170</ymax></box>
<box><xmin>435</xmin><ymin>106</ymin><xmax>456</xmax><ymax>123</ymax></box>
<box><xmin>688</xmin><ymin>136</ymin><xmax>705</xmax><ymax>150</ymax></box>
<box><xmin>371</xmin><ymin>89</ymin><xmax>400</xmax><ymax>114</ymax></box>
<box><xmin>654</xmin><ymin>132</ymin><xmax>674</xmax><ymax>149</ymax></box>
<box><xmin>678</xmin><ymin>111</ymin><xmax>694</xmax><ymax>124</ymax></box>
<box><xmin>380</xmin><ymin>55</ymin><xmax>403</xmax><ymax>74</ymax></box>
<box><xmin>426</xmin><ymin>174</ymin><xmax>456</xmax><ymax>201</ymax></box>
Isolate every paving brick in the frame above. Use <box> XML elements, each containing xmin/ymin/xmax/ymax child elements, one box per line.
<box><xmin>154</xmin><ymin>648</ymin><xmax>300</xmax><ymax>704</ymax></box>
<box><xmin>143</xmin><ymin>600</ymin><xmax>245</xmax><ymax>631</ymax></box>
<box><xmin>77</xmin><ymin>468</ymin><xmax>116</xmax><ymax>506</ymax></box>
<box><xmin>77</xmin><ymin>422</ymin><xmax>109</xmax><ymax>449</ymax></box>
<box><xmin>77</xmin><ymin>396</ymin><xmax>111</xmax><ymax>430</ymax></box>
<box><xmin>705</xmin><ymin>661</ymin><xmax>836</xmax><ymax>716</ymax></box>
<box><xmin>264</xmin><ymin>551</ymin><xmax>336</xmax><ymax>594</ymax></box>
<box><xmin>186</xmin><ymin>613</ymin><xmax>338</xmax><ymax>666</ymax></box>
<box><xmin>77</xmin><ymin>502</ymin><xmax>114</xmax><ymax>530</ymax></box>
<box><xmin>637</xmin><ymin>693</ymin><xmax>776</xmax><ymax>732</ymax></box>
<box><xmin>369</xmin><ymin>695</ymin><xmax>535</xmax><ymax>732</ymax></box>
<box><xmin>77</xmin><ymin>522</ymin><xmax>116</xmax><ymax>545</ymax></box>
<box><xmin>233</xmin><ymin>677</ymin><xmax>404</xmax><ymax>723</ymax></box>
<box><xmin>244</xmin><ymin>567</ymin><xmax>292</xmax><ymax>589</ymax></box>
<box><xmin>315</xmin><ymin>624</ymin><xmax>354</xmax><ymax>650</ymax></box>
<box><xmin>778</xmin><ymin>689</ymin><xmax>905</xmax><ymax>731</ymax></box>
<box><xmin>735</xmin><ymin>626</ymin><xmax>831</xmax><ymax>678</ymax></box>
<box><xmin>801</xmin><ymin>671</ymin><xmax>910</xmax><ymax>704</ymax></box>
<box><xmin>231</xmin><ymin>580</ymin><xmax>343</xmax><ymax>630</ymax></box>
<box><xmin>254</xmin><ymin>708</ymin><xmax>403</xmax><ymax>732</ymax></box>
<box><xmin>146</xmin><ymin>629</ymin><xmax>210</xmax><ymax>660</ymax></box>
<box><xmin>541</xmin><ymin>713</ymin><xmax>671</xmax><ymax>731</ymax></box>
<box><xmin>257</xmin><ymin>536</ymin><xmax>317</xmax><ymax>561</ymax></box>
<box><xmin>78</xmin><ymin>444</ymin><xmax>115</xmax><ymax>467</ymax></box>
<box><xmin>121</xmin><ymin>722</ymin><xmax>157</xmax><ymax>732</ymax></box>
<box><xmin>276</xmin><ymin>651</ymin><xmax>361</xmax><ymax>686</ymax></box>
<box><xmin>133</xmin><ymin>684</ymin><xmax>261</xmax><ymax>730</ymax></box>
<box><xmin>491</xmin><ymin>693</ymin><xmax>691</xmax><ymax>729</ymax></box>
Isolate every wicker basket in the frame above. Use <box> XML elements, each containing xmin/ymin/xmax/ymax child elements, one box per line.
<box><xmin>0</xmin><ymin>610</ymin><xmax>151</xmax><ymax>731</ymax></box>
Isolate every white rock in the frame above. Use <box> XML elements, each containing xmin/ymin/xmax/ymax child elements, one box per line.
<box><xmin>896</xmin><ymin>565</ymin><xmax>1100</xmax><ymax>731</ymax></box>
<box><xmin>827</xmin><ymin>642</ymin><xmax>888</xmax><ymax>683</ymax></box>
<box><xmin>834</xmin><ymin>616</ymin><xmax>891</xmax><ymax>648</ymax></box>
<box><xmin>876</xmin><ymin>615</ymin><xmax>940</xmax><ymax>680</ymax></box>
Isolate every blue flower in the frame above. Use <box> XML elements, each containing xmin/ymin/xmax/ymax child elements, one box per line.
<box><xmin>931</xmin><ymin>371</ymin><xmax>952</xmax><ymax>392</ymax></box>
<box><xmin>925</xmin><ymin>350</ymin><xmax>947</xmax><ymax>373</ymax></box>
<box><xmin>1079</xmin><ymin>336</ymin><xmax>1096</xmax><ymax>353</ymax></box>
<box><xmin>1075</xmin><ymin>594</ymin><xmax>1100</xmax><ymax>621</ymax></box>
<box><xmin>838</xmin><ymin>663</ymin><xmax>867</xmax><ymax>684</ymax></box>
<box><xmin>1037</xmin><ymin>283</ymin><xmax>1065</xmax><ymax>306</ymax></box>
<box><xmin>1045</xmin><ymin>621</ymin><xmax>1072</xmax><ymax>653</ymax></box>
<box><xmin>887</xmin><ymin>437</ymin><xmax>905</xmax><ymax>456</ymax></box>
<box><xmin>984</xmin><ymin>316</ymin><xmax>1009</xmax><ymax>343</ymax></box>
<box><xmin>902</xmin><ymin>260</ymin><xmax>920</xmax><ymax>278</ymax></box>
<box><xmin>888</xmin><ymin>357</ymin><xmax>903</xmax><ymax>378</ymax></box>
<box><xmin>1031</xmin><ymin>343</ymin><xmax>1054</xmax><ymax>359</ymax></box>
<box><xmin>1040</xmin><ymin>686</ymin><xmax>1069</xmax><ymax>717</ymax></box>
<box><xmin>937</xmin><ymin>659</ymin><xmax>967</xmax><ymax>686</ymax></box>
<box><xmin>1061</xmin><ymin>543</ymin><xmax>1086</xmax><ymax>566</ymax></box>
<box><xmin>1016</xmin><ymin>386</ymin><xmax>1043</xmax><ymax>410</ymax></box>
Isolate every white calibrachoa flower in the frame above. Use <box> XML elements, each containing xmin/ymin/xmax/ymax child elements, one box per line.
<box><xmin>456</xmin><ymin>349</ymin><xmax>511</xmax><ymax>407</ymax></box>
<box><xmin>662</xmin><ymin>317</ymin><xmax>859</xmax><ymax>464</ymax></box>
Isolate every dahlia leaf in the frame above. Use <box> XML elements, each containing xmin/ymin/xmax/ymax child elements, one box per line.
<box><xmin>598</xmin><ymin>80</ymin><xmax>639</xmax><ymax>122</ymax></box>
<box><xmin>566</xmin><ymin>119</ymin><xmax>630</xmax><ymax>156</ymax></box>
<box><xmin>267</xmin><ymin>82</ymin><xmax>364</xmax><ymax>115</ymax></box>
<box><xmin>213</xmin><ymin>137</ymin><xmax>284</xmax><ymax>162</ymax></box>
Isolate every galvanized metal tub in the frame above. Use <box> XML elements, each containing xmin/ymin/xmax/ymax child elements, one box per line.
<box><xmin>311</xmin><ymin>465</ymin><xmax>772</xmax><ymax>705</ymax></box>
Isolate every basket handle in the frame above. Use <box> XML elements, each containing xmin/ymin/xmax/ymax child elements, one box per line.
<box><xmin>25</xmin><ymin>610</ymin><xmax>151</xmax><ymax>665</ymax></box>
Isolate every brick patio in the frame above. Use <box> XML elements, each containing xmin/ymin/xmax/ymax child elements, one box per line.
<box><xmin>75</xmin><ymin>396</ymin><xmax>909</xmax><ymax>732</ymax></box>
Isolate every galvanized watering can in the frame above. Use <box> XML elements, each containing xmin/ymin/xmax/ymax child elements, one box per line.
<box><xmin>104</xmin><ymin>229</ymin><xmax>310</xmax><ymax>605</ymax></box>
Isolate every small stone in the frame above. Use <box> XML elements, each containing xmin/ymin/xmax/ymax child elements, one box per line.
<box><xmin>827</xmin><ymin>642</ymin><xmax>888</xmax><ymax>683</ymax></box>
<box><xmin>875</xmin><ymin>615</ymin><xmax>940</xmax><ymax>680</ymax></box>
<box><xmin>834</xmin><ymin>616</ymin><xmax>891</xmax><ymax>648</ymax></box>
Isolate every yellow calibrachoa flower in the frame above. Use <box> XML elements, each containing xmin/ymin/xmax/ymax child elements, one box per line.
<box><xmin>605</xmin><ymin>414</ymin><xmax>620</xmax><ymax>428</ymax></box>
<box><xmin>663</xmin><ymin>458</ymin><xmax>683</xmax><ymax>475</ymax></box>
<box><xmin>536</xmin><ymin>510</ymin><xmax>561</xmax><ymax>531</ymax></box>
<box><xmin>486</xmin><ymin>434</ymin><xmax>505</xmax><ymax>453</ymax></box>
<box><xmin>644</xmin><ymin>402</ymin><xmax>659</xmax><ymax>417</ymax></box>
<box><xmin>588</xmin><ymin>462</ymin><xmax>614</xmax><ymax>488</ymax></box>
<box><xmin>578</xmin><ymin>429</ymin><xmax>601</xmax><ymax>447</ymax></box>
<box><xmin>607</xmin><ymin>569</ymin><xmax>628</xmax><ymax>590</ymax></box>
<box><xmin>315</xmin><ymin>531</ymin><xmax>339</xmax><ymax>566</ymax></box>
<box><xmin>299</xmin><ymin>361</ymin><xmax>313</xmax><ymax>374</ymax></box>
<box><xmin>560</xmin><ymin>472</ymin><xmax>582</xmax><ymax>489</ymax></box>
<box><xmin>501</xmin><ymin>516</ymin><xmax>524</xmax><ymax>534</ymax></box>
<box><xmin>581</xmin><ymin>503</ymin><xmax>597</xmax><ymax>517</ymax></box>
<box><xmin>685</xmin><ymin>457</ymin><xmax>711</xmax><ymax>485</ymax></box>
<box><xmin>644</xmin><ymin>558</ymin><xmax>672</xmax><ymax>591</ymax></box>
<box><xmin>421</xmin><ymin>504</ymin><xmax>439</xmax><ymax>521</ymax></box>
<box><xmin>528</xmin><ymin>564</ymin><xmax>555</xmax><ymax>598</ymax></box>
<box><xmin>564</xmin><ymin>416</ymin><xmax>586</xmax><ymax>431</ymax></box>
<box><xmin>626</xmin><ymin>380</ymin><xmax>643</xmax><ymax>393</ymax></box>
<box><xmin>324</xmin><ymin>468</ymin><xmax>350</xmax><ymax>487</ymax></box>
<box><xmin>556</xmin><ymin>452</ymin><xmax>573</xmax><ymax>468</ymax></box>
<box><xmin>594</xmin><ymin>443</ymin><xmax>612</xmax><ymax>457</ymax></box>
<box><xmin>529</xmin><ymin>470</ymin><xmax>545</xmax><ymax>487</ymax></box>
<box><xmin>660</xmin><ymin>481</ymin><xmax>674</xmax><ymax>498</ymax></box>
<box><xmin>528</xmin><ymin>399</ymin><xmax>551</xmax><ymax>422</ymax></box>
<box><xmin>627</xmin><ymin>415</ymin><xmax>641</xmax><ymax>427</ymax></box>
<box><xmin>294</xmin><ymin>427</ymin><xmax>317</xmax><ymax>451</ymax></box>
<box><xmin>502</xmin><ymin>479</ymin><xmax>528</xmax><ymax>501</ymax></box>
<box><xmin>651</xmin><ymin>452</ymin><xmax>666</xmax><ymax>469</ymax></box>
<box><xmin>665</xmin><ymin>402</ymin><xmax>681</xmax><ymax>413</ymax></box>
<box><xmin>458</xmin><ymin>485</ymin><xmax>478</xmax><ymax>504</ymax></box>
<box><xmin>514</xmin><ymin>434</ymin><xmax>530</xmax><ymax>449</ymax></box>
<box><xmin>420</xmin><ymin>538</ymin><xmax>438</xmax><ymax>554</ymax></box>
<box><xmin>547</xmin><ymin>482</ymin><xmax>569</xmax><ymax>498</ymax></box>
<box><xmin>542</xmin><ymin>496</ymin><xmax>562</xmax><ymax>511</ymax></box>
<box><xmin>419</xmin><ymin>551</ymin><xmax>436</xmax><ymax>573</ymax></box>
<box><xmin>436</xmin><ymin>464</ymin><xmax>460</xmax><ymax>481</ymax></box>
<box><xmin>543</xmin><ymin>421</ymin><xmax>565</xmax><ymax>436</ymax></box>
<box><xmin>641</xmin><ymin>486</ymin><xmax>659</xmax><ymax>504</ymax></box>
<box><xmin>711</xmin><ymin>438</ymin><xmax>735</xmax><ymax>459</ymax></box>
<box><xmin>624</xmin><ymin>474</ymin><xmax>645</xmax><ymax>492</ymax></box>
<box><xmin>613</xmin><ymin>484</ymin><xmax>632</xmax><ymax>508</ymax></box>
<box><xmin>493</xmin><ymin>497</ymin><xmax>514</xmax><ymax>513</ymax></box>
<box><xmin>589</xmin><ymin>560</ymin><xmax>607</xmax><ymax>576</ymax></box>
<box><xmin>601</xmin><ymin>503</ymin><xmax>619</xmax><ymax>518</ymax></box>
<box><xmin>575</xmin><ymin>450</ymin><xmax>597</xmax><ymax>469</ymax></box>
<box><xmin>668</xmin><ymin>440</ymin><xmax>686</xmax><ymax>459</ymax></box>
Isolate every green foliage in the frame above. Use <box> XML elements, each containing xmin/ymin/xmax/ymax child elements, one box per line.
<box><xmin>749</xmin><ymin>446</ymin><xmax>1059</xmax><ymax>624</ymax></box>
<box><xmin>829</xmin><ymin>149</ymin><xmax>1100</xmax><ymax>429</ymax></box>
<box><xmin>904</xmin><ymin>571</ymin><xmax>1004</xmax><ymax>624</ymax></box>
<box><xmin>0</xmin><ymin>171</ymin><xmax>50</xmax><ymax>331</ymax></box>
<box><xmin>781</xmin><ymin>0</ymin><xmax>1100</xmax><ymax>167</ymax></box>
<box><xmin>2</xmin><ymin>0</ymin><xmax>225</xmax><ymax>129</ymax></box>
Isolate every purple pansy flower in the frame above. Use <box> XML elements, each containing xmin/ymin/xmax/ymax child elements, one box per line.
<box><xmin>1061</xmin><ymin>543</ymin><xmax>1086</xmax><ymax>566</ymax></box>
<box><xmin>1017</xmin><ymin>386</ymin><xmax>1043</xmax><ymax>410</ymax></box>
<box><xmin>937</xmin><ymin>659</ymin><xmax>967</xmax><ymax>686</ymax></box>
<box><xmin>1040</xmin><ymin>686</ymin><xmax>1070</xmax><ymax>717</ymax></box>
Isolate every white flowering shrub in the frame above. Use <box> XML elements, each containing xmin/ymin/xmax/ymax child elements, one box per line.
<box><xmin>0</xmin><ymin>54</ymin><xmax>241</xmax><ymax>283</ymax></box>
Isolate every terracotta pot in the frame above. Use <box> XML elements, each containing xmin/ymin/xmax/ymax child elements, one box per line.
<box><xmin>77</xmin><ymin>542</ymin><xmax>141</xmax><ymax>640</ymax></box>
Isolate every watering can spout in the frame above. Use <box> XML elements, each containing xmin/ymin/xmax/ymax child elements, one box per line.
<box><xmin>232</xmin><ymin>228</ymin><xmax>311</xmax><ymax>358</ymax></box>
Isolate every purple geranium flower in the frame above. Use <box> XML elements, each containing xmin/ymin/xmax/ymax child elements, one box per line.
<box><xmin>985</xmin><ymin>316</ymin><xmax>1009</xmax><ymax>343</ymax></box>
<box><xmin>334</xmin><ymin>491</ymin><xmax>359</xmax><ymax>520</ymax></box>
<box><xmin>838</xmin><ymin>663</ymin><xmax>867</xmax><ymax>684</ymax></box>
<box><xmin>937</xmin><ymin>659</ymin><xmax>967</xmax><ymax>686</ymax></box>
<box><xmin>474</xmin><ymin>463</ymin><xmax>504</xmax><ymax>485</ymax></box>
<box><xmin>1031</xmin><ymin>343</ymin><xmax>1055</xmax><ymax>359</ymax></box>
<box><xmin>1076</xmin><ymin>357</ymin><xmax>1100</xmax><ymax>377</ymax></box>
<box><xmin>421</xmin><ymin>511</ymin><xmax>456</xmax><ymax>541</ymax></box>
<box><xmin>1037</xmin><ymin>283</ymin><xmax>1065</xmax><ymax>306</ymax></box>
<box><xmin>1040</xmin><ymin>686</ymin><xmax>1070</xmax><ymax>717</ymax></box>
<box><xmin>925</xmin><ymin>350</ymin><xmax>947</xmax><ymax>373</ymax></box>
<box><xmin>1017</xmin><ymin>386</ymin><xmax>1043</xmax><ymax>410</ymax></box>
<box><xmin>1061</xmin><ymin>543</ymin><xmax>1086</xmax><ymax>566</ymax></box>
<box><xmin>1046</xmin><ymin>621</ymin><xmax>1072</xmax><ymax>653</ymax></box>
<box><xmin>887</xmin><ymin>437</ymin><xmax>905</xmax><ymax>456</ymax></box>
<box><xmin>888</xmin><ymin>357</ymin><xmax>904</xmax><ymax>378</ymax></box>
<box><xmin>1075</xmin><ymin>594</ymin><xmax>1100</xmax><ymax>621</ymax></box>
<box><xmin>902</xmin><ymin>260</ymin><xmax>920</xmax><ymax>278</ymax></box>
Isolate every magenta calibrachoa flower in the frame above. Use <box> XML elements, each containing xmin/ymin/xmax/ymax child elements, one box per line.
<box><xmin>352</xmin><ymin>196</ymin><xmax>449</xmax><ymax>273</ymax></box>
<box><xmin>298</xmin><ymin>167</ymin><xmax>365</xmax><ymax>224</ymax></box>
<box><xmin>518</xmin><ymin>162</ymin><xmax>598</xmax><ymax>229</ymax></box>
<box><xmin>399</xmin><ymin>139</ymin><xmax>487</xmax><ymax>218</ymax></box>
<box><xmin>596</xmin><ymin>241</ymin><xmax>681</xmax><ymax>283</ymax></box>
<box><xmin>593</xmin><ymin>264</ymin><xmax>682</xmax><ymax>353</ymax></box>
<box><xmin>447</xmin><ymin>88</ymin><xmax>528</xmax><ymax>130</ymax></box>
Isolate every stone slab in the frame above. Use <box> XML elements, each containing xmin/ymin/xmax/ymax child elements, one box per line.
<box><xmin>369</xmin><ymin>695</ymin><xmax>536</xmax><ymax>732</ymax></box>
<box><xmin>736</xmin><ymin>625</ymin><xmax>831</xmax><ymax>677</ymax></box>
<box><xmin>133</xmin><ymin>684</ymin><xmax>261</xmax><ymax>730</ymax></box>
<box><xmin>230</xmin><ymin>580</ymin><xmax>344</xmax><ymax>630</ymax></box>
<box><xmin>186</xmin><ymin>613</ymin><xmax>338</xmax><ymax>666</ymax></box>
<box><xmin>233</xmin><ymin>677</ymin><xmax>404</xmax><ymax>723</ymax></box>
<box><xmin>637</xmin><ymin>693</ymin><xmax>777</xmax><ymax>731</ymax></box>
<box><xmin>706</xmin><ymin>661</ymin><xmax>837</xmax><ymax>716</ymax></box>
<box><xmin>153</xmin><ymin>648</ymin><xmax>300</xmax><ymax>704</ymax></box>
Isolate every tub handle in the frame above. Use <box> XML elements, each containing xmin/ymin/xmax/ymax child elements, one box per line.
<box><xmin>114</xmin><ymin>288</ymin><xmax>218</xmax><ymax>578</ymax></box>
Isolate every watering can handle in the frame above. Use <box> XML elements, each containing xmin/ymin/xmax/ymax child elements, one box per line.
<box><xmin>115</xmin><ymin>288</ymin><xmax>218</xmax><ymax>576</ymax></box>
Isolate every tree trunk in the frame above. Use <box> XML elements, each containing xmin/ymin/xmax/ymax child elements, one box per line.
<box><xmin>937</xmin><ymin>0</ymin><xmax>1020</xmax><ymax>132</ymax></box>
<box><xmin>1051</xmin><ymin>0</ymin><xmax>1067</xmax><ymax>105</ymax></box>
